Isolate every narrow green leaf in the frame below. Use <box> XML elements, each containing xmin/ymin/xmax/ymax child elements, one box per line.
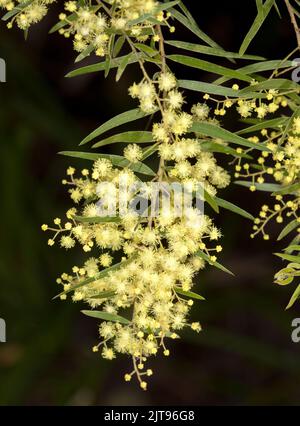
<box><xmin>215</xmin><ymin>197</ymin><xmax>254</xmax><ymax>220</ymax></box>
<box><xmin>235</xmin><ymin>181</ymin><xmax>281</xmax><ymax>192</ymax></box>
<box><xmin>54</xmin><ymin>256</ymin><xmax>136</xmax><ymax>299</ymax></box>
<box><xmin>239</xmin><ymin>0</ymin><xmax>275</xmax><ymax>55</ymax></box>
<box><xmin>240</xmin><ymin>78</ymin><xmax>300</xmax><ymax>93</ymax></box>
<box><xmin>199</xmin><ymin>141</ymin><xmax>252</xmax><ymax>158</ymax></box>
<box><xmin>191</xmin><ymin>122</ymin><xmax>269</xmax><ymax>152</ymax></box>
<box><xmin>277</xmin><ymin>219</ymin><xmax>299</xmax><ymax>241</ymax></box>
<box><xmin>213</xmin><ymin>60</ymin><xmax>294</xmax><ymax>86</ymax></box>
<box><xmin>92</xmin><ymin>131</ymin><xmax>153</xmax><ymax>148</ymax></box>
<box><xmin>273</xmin><ymin>182</ymin><xmax>300</xmax><ymax>196</ymax></box>
<box><xmin>170</xmin><ymin>7</ymin><xmax>220</xmax><ymax>49</ymax></box>
<box><xmin>237</xmin><ymin>117</ymin><xmax>288</xmax><ymax>135</ymax></box>
<box><xmin>203</xmin><ymin>188</ymin><xmax>219</xmax><ymax>213</ymax></box>
<box><xmin>80</xmin><ymin>108</ymin><xmax>155</xmax><ymax>145</ymax></box>
<box><xmin>135</xmin><ymin>43</ymin><xmax>159</xmax><ymax>57</ymax></box>
<box><xmin>168</xmin><ymin>55</ymin><xmax>252</xmax><ymax>82</ymax></box>
<box><xmin>89</xmin><ymin>290</ymin><xmax>116</xmax><ymax>300</ymax></box>
<box><xmin>174</xmin><ymin>287</ymin><xmax>205</xmax><ymax>300</ymax></box>
<box><xmin>2</xmin><ymin>0</ymin><xmax>33</xmax><ymax>21</ymax></box>
<box><xmin>285</xmin><ymin>236</ymin><xmax>300</xmax><ymax>254</ymax></box>
<box><xmin>66</xmin><ymin>53</ymin><xmax>143</xmax><ymax>78</ymax></box>
<box><xmin>286</xmin><ymin>284</ymin><xmax>300</xmax><ymax>310</ymax></box>
<box><xmin>113</xmin><ymin>36</ymin><xmax>125</xmax><ymax>57</ymax></box>
<box><xmin>195</xmin><ymin>251</ymin><xmax>234</xmax><ymax>275</ymax></box>
<box><xmin>238</xmin><ymin>59</ymin><xmax>294</xmax><ymax>74</ymax></box>
<box><xmin>284</xmin><ymin>245</ymin><xmax>300</xmax><ymax>252</ymax></box>
<box><xmin>74</xmin><ymin>215</ymin><xmax>121</xmax><ymax>224</ymax></box>
<box><xmin>142</xmin><ymin>144</ymin><xmax>158</xmax><ymax>160</ymax></box>
<box><xmin>75</xmin><ymin>44</ymin><xmax>94</xmax><ymax>63</ymax></box>
<box><xmin>275</xmin><ymin>253</ymin><xmax>300</xmax><ymax>263</ymax></box>
<box><xmin>256</xmin><ymin>0</ymin><xmax>263</xmax><ymax>11</ymax></box>
<box><xmin>165</xmin><ymin>40</ymin><xmax>265</xmax><ymax>60</ymax></box>
<box><xmin>116</xmin><ymin>52</ymin><xmax>134</xmax><ymax>81</ymax></box>
<box><xmin>278</xmin><ymin>106</ymin><xmax>300</xmax><ymax>145</ymax></box>
<box><xmin>178</xmin><ymin>80</ymin><xmax>261</xmax><ymax>98</ymax></box>
<box><xmin>59</xmin><ymin>151</ymin><xmax>156</xmax><ymax>176</ymax></box>
<box><xmin>81</xmin><ymin>310</ymin><xmax>130</xmax><ymax>324</ymax></box>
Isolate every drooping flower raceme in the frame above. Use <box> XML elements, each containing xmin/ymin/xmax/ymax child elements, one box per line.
<box><xmin>3</xmin><ymin>0</ymin><xmax>300</xmax><ymax>388</ymax></box>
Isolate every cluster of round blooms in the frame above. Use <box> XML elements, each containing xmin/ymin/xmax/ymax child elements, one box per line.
<box><xmin>42</xmin><ymin>158</ymin><xmax>225</xmax><ymax>388</ymax></box>
<box><xmin>40</xmin><ymin>66</ymin><xmax>235</xmax><ymax>386</ymax></box>
<box><xmin>198</xmin><ymin>85</ymin><xmax>288</xmax><ymax>119</ymax></box>
<box><xmin>234</xmin><ymin>130</ymin><xmax>297</xmax><ymax>189</ymax></box>
<box><xmin>251</xmin><ymin>197</ymin><xmax>300</xmax><ymax>241</ymax></box>
<box><xmin>129</xmin><ymin>72</ymin><xmax>231</xmax><ymax>197</ymax></box>
<box><xmin>229</xmin><ymin>111</ymin><xmax>300</xmax><ymax>240</ymax></box>
<box><xmin>0</xmin><ymin>0</ymin><xmax>56</xmax><ymax>30</ymax></box>
<box><xmin>2</xmin><ymin>1</ymin><xmax>173</xmax><ymax>57</ymax></box>
<box><xmin>59</xmin><ymin>4</ymin><xmax>109</xmax><ymax>56</ymax></box>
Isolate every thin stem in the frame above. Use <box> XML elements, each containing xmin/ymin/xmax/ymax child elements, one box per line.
<box><xmin>284</xmin><ymin>0</ymin><xmax>300</xmax><ymax>51</ymax></box>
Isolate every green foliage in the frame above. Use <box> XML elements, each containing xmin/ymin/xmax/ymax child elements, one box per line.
<box><xmin>2</xmin><ymin>0</ymin><xmax>300</xmax><ymax>396</ymax></box>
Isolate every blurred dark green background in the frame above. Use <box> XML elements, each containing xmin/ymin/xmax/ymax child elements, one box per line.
<box><xmin>1</xmin><ymin>1</ymin><xmax>300</xmax><ymax>405</ymax></box>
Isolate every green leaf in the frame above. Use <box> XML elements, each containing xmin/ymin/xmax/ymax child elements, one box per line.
<box><xmin>215</xmin><ymin>197</ymin><xmax>254</xmax><ymax>220</ymax></box>
<box><xmin>237</xmin><ymin>59</ymin><xmax>294</xmax><ymax>74</ymax></box>
<box><xmin>213</xmin><ymin>60</ymin><xmax>295</xmax><ymax>86</ymax></box>
<box><xmin>202</xmin><ymin>188</ymin><xmax>219</xmax><ymax>213</ymax></box>
<box><xmin>235</xmin><ymin>181</ymin><xmax>281</xmax><ymax>192</ymax></box>
<box><xmin>240</xmin><ymin>78</ymin><xmax>300</xmax><ymax>93</ymax></box>
<box><xmin>2</xmin><ymin>0</ymin><xmax>33</xmax><ymax>21</ymax></box>
<box><xmin>65</xmin><ymin>53</ymin><xmax>143</xmax><ymax>78</ymax></box>
<box><xmin>256</xmin><ymin>0</ymin><xmax>263</xmax><ymax>11</ymax></box>
<box><xmin>190</xmin><ymin>122</ymin><xmax>269</xmax><ymax>152</ymax></box>
<box><xmin>80</xmin><ymin>108</ymin><xmax>156</xmax><ymax>145</ymax></box>
<box><xmin>135</xmin><ymin>43</ymin><xmax>159</xmax><ymax>57</ymax></box>
<box><xmin>285</xmin><ymin>236</ymin><xmax>300</xmax><ymax>254</ymax></box>
<box><xmin>239</xmin><ymin>0</ymin><xmax>275</xmax><ymax>55</ymax></box>
<box><xmin>74</xmin><ymin>215</ymin><xmax>121</xmax><ymax>224</ymax></box>
<box><xmin>81</xmin><ymin>310</ymin><xmax>130</xmax><ymax>325</ymax></box>
<box><xmin>92</xmin><ymin>131</ymin><xmax>153</xmax><ymax>148</ymax></box>
<box><xmin>274</xmin><ymin>266</ymin><xmax>295</xmax><ymax>286</ymax></box>
<box><xmin>75</xmin><ymin>44</ymin><xmax>94</xmax><ymax>63</ymax></box>
<box><xmin>277</xmin><ymin>219</ymin><xmax>299</xmax><ymax>241</ymax></box>
<box><xmin>195</xmin><ymin>251</ymin><xmax>234</xmax><ymax>275</ymax></box>
<box><xmin>199</xmin><ymin>141</ymin><xmax>251</xmax><ymax>158</ymax></box>
<box><xmin>59</xmin><ymin>151</ymin><xmax>156</xmax><ymax>176</ymax></box>
<box><xmin>286</xmin><ymin>284</ymin><xmax>300</xmax><ymax>310</ymax></box>
<box><xmin>273</xmin><ymin>182</ymin><xmax>300</xmax><ymax>196</ymax></box>
<box><xmin>284</xmin><ymin>245</ymin><xmax>300</xmax><ymax>252</ymax></box>
<box><xmin>237</xmin><ymin>117</ymin><xmax>288</xmax><ymax>135</ymax></box>
<box><xmin>174</xmin><ymin>287</ymin><xmax>205</xmax><ymax>300</ymax></box>
<box><xmin>54</xmin><ymin>256</ymin><xmax>136</xmax><ymax>299</ymax></box>
<box><xmin>89</xmin><ymin>290</ymin><xmax>116</xmax><ymax>300</ymax></box>
<box><xmin>178</xmin><ymin>80</ymin><xmax>263</xmax><ymax>98</ymax></box>
<box><xmin>113</xmin><ymin>36</ymin><xmax>125</xmax><ymax>58</ymax></box>
<box><xmin>170</xmin><ymin>7</ymin><xmax>221</xmax><ymax>49</ymax></box>
<box><xmin>116</xmin><ymin>52</ymin><xmax>135</xmax><ymax>81</ymax></box>
<box><xmin>165</xmin><ymin>40</ymin><xmax>265</xmax><ymax>60</ymax></box>
<box><xmin>275</xmin><ymin>253</ymin><xmax>300</xmax><ymax>263</ymax></box>
<box><xmin>168</xmin><ymin>55</ymin><xmax>252</xmax><ymax>82</ymax></box>
<box><xmin>278</xmin><ymin>106</ymin><xmax>300</xmax><ymax>145</ymax></box>
<box><xmin>142</xmin><ymin>144</ymin><xmax>158</xmax><ymax>160</ymax></box>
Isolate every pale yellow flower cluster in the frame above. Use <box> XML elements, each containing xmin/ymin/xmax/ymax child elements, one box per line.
<box><xmin>234</xmin><ymin>115</ymin><xmax>300</xmax><ymax>241</ymax></box>
<box><xmin>1</xmin><ymin>0</ymin><xmax>171</xmax><ymax>58</ymax></box>
<box><xmin>5</xmin><ymin>0</ymin><xmax>230</xmax><ymax>387</ymax></box>
<box><xmin>129</xmin><ymin>72</ymin><xmax>231</xmax><ymax>196</ymax></box>
<box><xmin>42</xmin><ymin>157</ymin><xmax>224</xmax><ymax>387</ymax></box>
<box><xmin>0</xmin><ymin>0</ymin><xmax>56</xmax><ymax>30</ymax></box>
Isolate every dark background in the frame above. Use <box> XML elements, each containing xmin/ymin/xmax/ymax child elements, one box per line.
<box><xmin>1</xmin><ymin>0</ymin><xmax>300</xmax><ymax>405</ymax></box>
